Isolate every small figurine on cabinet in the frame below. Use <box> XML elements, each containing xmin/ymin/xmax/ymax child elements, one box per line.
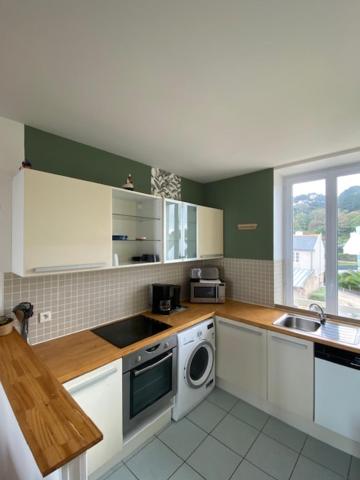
<box><xmin>122</xmin><ymin>173</ymin><xmax>134</xmax><ymax>191</ymax></box>
<box><xmin>19</xmin><ymin>160</ymin><xmax>32</xmax><ymax>170</ymax></box>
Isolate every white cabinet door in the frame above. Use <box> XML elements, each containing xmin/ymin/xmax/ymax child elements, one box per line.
<box><xmin>198</xmin><ymin>206</ymin><xmax>223</xmax><ymax>259</ymax></box>
<box><xmin>12</xmin><ymin>169</ymin><xmax>112</xmax><ymax>276</ymax></box>
<box><xmin>268</xmin><ymin>332</ymin><xmax>314</xmax><ymax>420</ymax></box>
<box><xmin>164</xmin><ymin>200</ymin><xmax>197</xmax><ymax>261</ymax></box>
<box><xmin>216</xmin><ymin>317</ymin><xmax>267</xmax><ymax>400</ymax></box>
<box><xmin>64</xmin><ymin>359</ymin><xmax>123</xmax><ymax>476</ymax></box>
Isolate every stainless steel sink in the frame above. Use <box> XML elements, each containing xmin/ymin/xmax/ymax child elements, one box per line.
<box><xmin>274</xmin><ymin>314</ymin><xmax>321</xmax><ymax>332</ymax></box>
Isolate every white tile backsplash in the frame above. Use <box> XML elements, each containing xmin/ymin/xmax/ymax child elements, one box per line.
<box><xmin>3</xmin><ymin>257</ymin><xmax>275</xmax><ymax>345</ymax></box>
<box><xmin>4</xmin><ymin>260</ymin><xmax>222</xmax><ymax>344</ymax></box>
<box><xmin>273</xmin><ymin>259</ymin><xmax>284</xmax><ymax>305</ymax></box>
<box><xmin>223</xmin><ymin>258</ymin><xmax>274</xmax><ymax>307</ymax></box>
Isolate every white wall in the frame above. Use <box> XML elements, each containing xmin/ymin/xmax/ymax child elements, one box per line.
<box><xmin>0</xmin><ymin>383</ymin><xmax>61</xmax><ymax>480</ymax></box>
<box><xmin>0</xmin><ymin>117</ymin><xmax>24</xmax><ymax>312</ymax></box>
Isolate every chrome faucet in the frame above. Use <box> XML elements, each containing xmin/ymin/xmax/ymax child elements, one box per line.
<box><xmin>309</xmin><ymin>303</ymin><xmax>326</xmax><ymax>324</ymax></box>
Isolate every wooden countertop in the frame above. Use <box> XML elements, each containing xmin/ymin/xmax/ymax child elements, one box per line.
<box><xmin>0</xmin><ymin>330</ymin><xmax>103</xmax><ymax>477</ymax></box>
<box><xmin>34</xmin><ymin>304</ymin><xmax>217</xmax><ymax>384</ymax></box>
<box><xmin>34</xmin><ymin>300</ymin><xmax>360</xmax><ymax>386</ymax></box>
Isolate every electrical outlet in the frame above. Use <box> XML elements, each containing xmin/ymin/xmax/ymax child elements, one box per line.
<box><xmin>39</xmin><ymin>311</ymin><xmax>52</xmax><ymax>323</ymax></box>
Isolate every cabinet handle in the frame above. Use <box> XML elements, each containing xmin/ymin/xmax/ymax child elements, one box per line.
<box><xmin>218</xmin><ymin>319</ymin><xmax>263</xmax><ymax>336</ymax></box>
<box><xmin>33</xmin><ymin>262</ymin><xmax>107</xmax><ymax>273</ymax></box>
<box><xmin>66</xmin><ymin>366</ymin><xmax>118</xmax><ymax>395</ymax></box>
<box><xmin>271</xmin><ymin>334</ymin><xmax>308</xmax><ymax>350</ymax></box>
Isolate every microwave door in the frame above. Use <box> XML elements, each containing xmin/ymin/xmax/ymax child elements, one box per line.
<box><xmin>197</xmin><ymin>286</ymin><xmax>217</xmax><ymax>298</ymax></box>
<box><xmin>192</xmin><ymin>284</ymin><xmax>217</xmax><ymax>302</ymax></box>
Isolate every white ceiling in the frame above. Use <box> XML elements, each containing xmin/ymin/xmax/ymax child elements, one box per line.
<box><xmin>0</xmin><ymin>1</ymin><xmax>360</xmax><ymax>182</ymax></box>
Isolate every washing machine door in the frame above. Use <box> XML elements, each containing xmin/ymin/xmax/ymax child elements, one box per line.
<box><xmin>185</xmin><ymin>340</ymin><xmax>214</xmax><ymax>388</ymax></box>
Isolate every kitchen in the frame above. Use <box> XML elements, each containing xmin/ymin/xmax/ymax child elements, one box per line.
<box><xmin>1</xmin><ymin>2</ymin><xmax>360</xmax><ymax>480</ymax></box>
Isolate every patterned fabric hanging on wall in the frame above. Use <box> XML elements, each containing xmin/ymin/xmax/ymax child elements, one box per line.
<box><xmin>151</xmin><ymin>168</ymin><xmax>181</xmax><ymax>200</ymax></box>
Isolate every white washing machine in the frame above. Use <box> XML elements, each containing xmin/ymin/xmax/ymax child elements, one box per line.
<box><xmin>172</xmin><ymin>318</ymin><xmax>216</xmax><ymax>421</ymax></box>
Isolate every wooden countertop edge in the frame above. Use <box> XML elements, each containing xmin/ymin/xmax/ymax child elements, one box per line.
<box><xmin>0</xmin><ymin>330</ymin><xmax>103</xmax><ymax>477</ymax></box>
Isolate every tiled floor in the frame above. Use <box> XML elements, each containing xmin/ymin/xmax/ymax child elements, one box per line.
<box><xmin>100</xmin><ymin>388</ymin><xmax>360</xmax><ymax>480</ymax></box>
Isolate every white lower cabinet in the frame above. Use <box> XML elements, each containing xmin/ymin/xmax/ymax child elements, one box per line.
<box><xmin>216</xmin><ymin>316</ymin><xmax>267</xmax><ymax>400</ymax></box>
<box><xmin>267</xmin><ymin>331</ymin><xmax>314</xmax><ymax>421</ymax></box>
<box><xmin>64</xmin><ymin>359</ymin><xmax>123</xmax><ymax>476</ymax></box>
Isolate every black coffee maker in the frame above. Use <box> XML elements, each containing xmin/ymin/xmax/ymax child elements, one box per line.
<box><xmin>152</xmin><ymin>283</ymin><xmax>181</xmax><ymax>314</ymax></box>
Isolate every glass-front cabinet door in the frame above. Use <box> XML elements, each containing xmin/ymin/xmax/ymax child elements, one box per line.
<box><xmin>165</xmin><ymin>200</ymin><xmax>182</xmax><ymax>261</ymax></box>
<box><xmin>182</xmin><ymin>204</ymin><xmax>197</xmax><ymax>260</ymax></box>
<box><xmin>165</xmin><ymin>200</ymin><xmax>197</xmax><ymax>261</ymax></box>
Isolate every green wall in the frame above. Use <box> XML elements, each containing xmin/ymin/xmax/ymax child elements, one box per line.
<box><xmin>181</xmin><ymin>177</ymin><xmax>205</xmax><ymax>205</ymax></box>
<box><xmin>204</xmin><ymin>169</ymin><xmax>274</xmax><ymax>260</ymax></box>
<box><xmin>25</xmin><ymin>126</ymin><xmax>205</xmax><ymax>203</ymax></box>
<box><xmin>25</xmin><ymin>127</ymin><xmax>273</xmax><ymax>260</ymax></box>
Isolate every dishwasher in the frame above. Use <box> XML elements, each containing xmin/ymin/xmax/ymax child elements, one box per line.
<box><xmin>315</xmin><ymin>343</ymin><xmax>360</xmax><ymax>442</ymax></box>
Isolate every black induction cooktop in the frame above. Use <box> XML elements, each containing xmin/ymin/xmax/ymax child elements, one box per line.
<box><xmin>92</xmin><ymin>315</ymin><xmax>171</xmax><ymax>348</ymax></box>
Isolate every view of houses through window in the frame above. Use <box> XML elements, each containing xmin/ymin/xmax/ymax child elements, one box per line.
<box><xmin>290</xmin><ymin>170</ymin><xmax>360</xmax><ymax>319</ymax></box>
<box><xmin>337</xmin><ymin>174</ymin><xmax>360</xmax><ymax>318</ymax></box>
<box><xmin>292</xmin><ymin>179</ymin><xmax>326</xmax><ymax>311</ymax></box>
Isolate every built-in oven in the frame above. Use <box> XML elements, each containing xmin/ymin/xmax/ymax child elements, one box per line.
<box><xmin>123</xmin><ymin>334</ymin><xmax>177</xmax><ymax>436</ymax></box>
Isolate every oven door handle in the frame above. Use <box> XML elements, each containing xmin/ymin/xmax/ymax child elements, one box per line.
<box><xmin>133</xmin><ymin>352</ymin><xmax>173</xmax><ymax>377</ymax></box>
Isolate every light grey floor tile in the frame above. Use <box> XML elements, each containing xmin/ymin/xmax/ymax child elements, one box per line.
<box><xmin>349</xmin><ymin>456</ymin><xmax>360</xmax><ymax>480</ymax></box>
<box><xmin>187</xmin><ymin>399</ymin><xmax>227</xmax><ymax>433</ymax></box>
<box><xmin>246</xmin><ymin>433</ymin><xmax>298</xmax><ymax>480</ymax></box>
<box><xmin>231</xmin><ymin>399</ymin><xmax>269</xmax><ymax>430</ymax></box>
<box><xmin>291</xmin><ymin>456</ymin><xmax>344</xmax><ymax>480</ymax></box>
<box><xmin>104</xmin><ymin>464</ymin><xmax>137</xmax><ymax>480</ymax></box>
<box><xmin>302</xmin><ymin>437</ymin><xmax>351</xmax><ymax>477</ymax></box>
<box><xmin>122</xmin><ymin>435</ymin><xmax>156</xmax><ymax>462</ymax></box>
<box><xmin>125</xmin><ymin>438</ymin><xmax>182</xmax><ymax>480</ymax></box>
<box><xmin>232</xmin><ymin>460</ymin><xmax>274</xmax><ymax>480</ymax></box>
<box><xmin>207</xmin><ymin>387</ymin><xmax>238</xmax><ymax>411</ymax></box>
<box><xmin>211</xmin><ymin>413</ymin><xmax>259</xmax><ymax>456</ymax></box>
<box><xmin>263</xmin><ymin>417</ymin><xmax>307</xmax><ymax>452</ymax></box>
<box><xmin>158</xmin><ymin>418</ymin><xmax>207</xmax><ymax>460</ymax></box>
<box><xmin>187</xmin><ymin>435</ymin><xmax>241</xmax><ymax>480</ymax></box>
<box><xmin>169</xmin><ymin>463</ymin><xmax>204</xmax><ymax>480</ymax></box>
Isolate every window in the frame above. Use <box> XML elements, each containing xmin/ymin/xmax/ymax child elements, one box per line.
<box><xmin>284</xmin><ymin>164</ymin><xmax>360</xmax><ymax>319</ymax></box>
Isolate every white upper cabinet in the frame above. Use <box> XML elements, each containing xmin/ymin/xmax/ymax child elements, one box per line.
<box><xmin>267</xmin><ymin>331</ymin><xmax>314</xmax><ymax>421</ymax></box>
<box><xmin>198</xmin><ymin>206</ymin><xmax>223</xmax><ymax>259</ymax></box>
<box><xmin>11</xmin><ymin>170</ymin><xmax>224</xmax><ymax>273</ymax></box>
<box><xmin>12</xmin><ymin>169</ymin><xmax>112</xmax><ymax>276</ymax></box>
<box><xmin>164</xmin><ymin>199</ymin><xmax>197</xmax><ymax>262</ymax></box>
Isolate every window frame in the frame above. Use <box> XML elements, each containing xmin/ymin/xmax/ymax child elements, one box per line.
<box><xmin>283</xmin><ymin>162</ymin><xmax>360</xmax><ymax>317</ymax></box>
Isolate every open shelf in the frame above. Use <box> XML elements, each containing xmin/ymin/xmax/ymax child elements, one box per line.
<box><xmin>112</xmin><ymin>213</ymin><xmax>161</xmax><ymax>221</ymax></box>
<box><xmin>112</xmin><ymin>239</ymin><xmax>161</xmax><ymax>242</ymax></box>
<box><xmin>116</xmin><ymin>261</ymin><xmax>161</xmax><ymax>267</ymax></box>
<box><xmin>112</xmin><ymin>188</ymin><xmax>163</xmax><ymax>267</ymax></box>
